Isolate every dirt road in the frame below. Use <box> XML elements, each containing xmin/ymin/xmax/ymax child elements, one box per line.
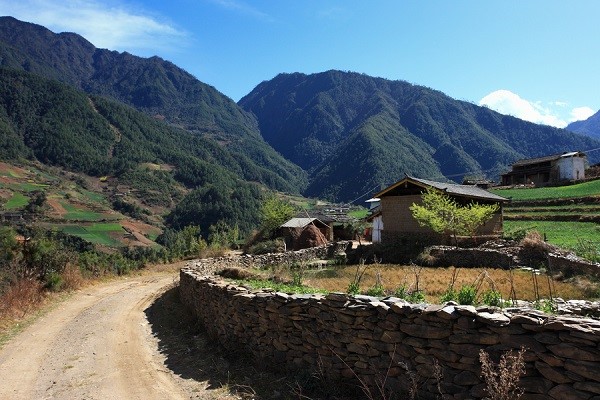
<box><xmin>0</xmin><ymin>273</ymin><xmax>192</xmax><ymax>400</ymax></box>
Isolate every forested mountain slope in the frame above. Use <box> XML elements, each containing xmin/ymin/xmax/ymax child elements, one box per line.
<box><xmin>240</xmin><ymin>70</ymin><xmax>600</xmax><ymax>201</ymax></box>
<box><xmin>0</xmin><ymin>68</ymin><xmax>267</xmax><ymax>235</ymax></box>
<box><xmin>0</xmin><ymin>16</ymin><xmax>306</xmax><ymax>193</ymax></box>
<box><xmin>567</xmin><ymin>110</ymin><xmax>600</xmax><ymax>140</ymax></box>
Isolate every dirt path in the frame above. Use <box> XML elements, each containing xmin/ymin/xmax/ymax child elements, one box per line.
<box><xmin>0</xmin><ymin>273</ymin><xmax>192</xmax><ymax>400</ymax></box>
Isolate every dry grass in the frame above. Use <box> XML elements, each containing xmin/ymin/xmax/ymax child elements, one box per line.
<box><xmin>0</xmin><ymin>279</ymin><xmax>44</xmax><ymax>322</ymax></box>
<box><xmin>60</xmin><ymin>263</ymin><xmax>85</xmax><ymax>291</ymax></box>
<box><xmin>479</xmin><ymin>347</ymin><xmax>526</xmax><ymax>400</ymax></box>
<box><xmin>302</xmin><ymin>264</ymin><xmax>595</xmax><ymax>302</ymax></box>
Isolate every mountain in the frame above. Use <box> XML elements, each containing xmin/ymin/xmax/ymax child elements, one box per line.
<box><xmin>240</xmin><ymin>70</ymin><xmax>600</xmax><ymax>201</ymax></box>
<box><xmin>0</xmin><ymin>16</ymin><xmax>306</xmax><ymax>193</ymax></box>
<box><xmin>567</xmin><ymin>110</ymin><xmax>600</xmax><ymax>140</ymax></box>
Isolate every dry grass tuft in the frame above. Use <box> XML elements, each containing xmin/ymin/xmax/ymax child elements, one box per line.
<box><xmin>479</xmin><ymin>347</ymin><xmax>525</xmax><ymax>400</ymax></box>
<box><xmin>0</xmin><ymin>279</ymin><xmax>44</xmax><ymax>322</ymax></box>
<box><xmin>60</xmin><ymin>263</ymin><xmax>85</xmax><ymax>291</ymax></box>
<box><xmin>218</xmin><ymin>267</ymin><xmax>258</xmax><ymax>280</ymax></box>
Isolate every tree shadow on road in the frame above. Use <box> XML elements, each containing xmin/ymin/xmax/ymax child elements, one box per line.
<box><xmin>144</xmin><ymin>284</ymin><xmax>303</xmax><ymax>399</ymax></box>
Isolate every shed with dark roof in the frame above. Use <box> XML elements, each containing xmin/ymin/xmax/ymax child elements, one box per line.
<box><xmin>372</xmin><ymin>175</ymin><xmax>508</xmax><ymax>243</ymax></box>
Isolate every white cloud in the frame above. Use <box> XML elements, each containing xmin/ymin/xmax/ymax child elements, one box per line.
<box><xmin>479</xmin><ymin>89</ymin><xmax>567</xmax><ymax>128</ymax></box>
<box><xmin>0</xmin><ymin>0</ymin><xmax>187</xmax><ymax>55</ymax></box>
<box><xmin>208</xmin><ymin>0</ymin><xmax>271</xmax><ymax>21</ymax></box>
<box><xmin>570</xmin><ymin>106</ymin><xmax>595</xmax><ymax>122</ymax></box>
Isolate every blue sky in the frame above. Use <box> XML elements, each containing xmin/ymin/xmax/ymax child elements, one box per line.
<box><xmin>1</xmin><ymin>0</ymin><xmax>598</xmax><ymax>128</ymax></box>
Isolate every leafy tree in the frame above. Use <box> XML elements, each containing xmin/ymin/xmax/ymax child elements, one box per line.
<box><xmin>24</xmin><ymin>190</ymin><xmax>47</xmax><ymax>215</ymax></box>
<box><xmin>410</xmin><ymin>187</ymin><xmax>499</xmax><ymax>245</ymax></box>
<box><xmin>259</xmin><ymin>195</ymin><xmax>296</xmax><ymax>238</ymax></box>
<box><xmin>208</xmin><ymin>221</ymin><xmax>240</xmax><ymax>248</ymax></box>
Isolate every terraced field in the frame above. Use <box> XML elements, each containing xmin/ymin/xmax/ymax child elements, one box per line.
<box><xmin>492</xmin><ymin>180</ymin><xmax>600</xmax><ymax>256</ymax></box>
<box><xmin>0</xmin><ymin>162</ymin><xmax>162</xmax><ymax>249</ymax></box>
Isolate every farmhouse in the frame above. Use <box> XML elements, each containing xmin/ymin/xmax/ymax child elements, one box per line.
<box><xmin>500</xmin><ymin>151</ymin><xmax>587</xmax><ymax>186</ymax></box>
<box><xmin>372</xmin><ymin>175</ymin><xmax>508</xmax><ymax>244</ymax></box>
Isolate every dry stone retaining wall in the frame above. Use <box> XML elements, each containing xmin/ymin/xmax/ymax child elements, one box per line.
<box><xmin>186</xmin><ymin>241</ymin><xmax>352</xmax><ymax>275</ymax></box>
<box><xmin>181</xmin><ymin>267</ymin><xmax>600</xmax><ymax>399</ymax></box>
<box><xmin>425</xmin><ymin>242</ymin><xmax>600</xmax><ymax>278</ymax></box>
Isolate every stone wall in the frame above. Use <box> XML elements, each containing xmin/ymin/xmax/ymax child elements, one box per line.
<box><xmin>425</xmin><ymin>241</ymin><xmax>600</xmax><ymax>278</ymax></box>
<box><xmin>181</xmin><ymin>269</ymin><xmax>600</xmax><ymax>399</ymax></box>
<box><xmin>185</xmin><ymin>241</ymin><xmax>352</xmax><ymax>274</ymax></box>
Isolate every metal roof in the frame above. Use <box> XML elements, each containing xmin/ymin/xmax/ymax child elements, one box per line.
<box><xmin>374</xmin><ymin>175</ymin><xmax>509</xmax><ymax>202</ymax></box>
<box><xmin>280</xmin><ymin>217</ymin><xmax>323</xmax><ymax>229</ymax></box>
<box><xmin>512</xmin><ymin>151</ymin><xmax>586</xmax><ymax>167</ymax></box>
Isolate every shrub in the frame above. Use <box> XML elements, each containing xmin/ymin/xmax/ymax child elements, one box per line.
<box><xmin>439</xmin><ymin>286</ymin><xmax>457</xmax><ymax>303</ymax></box>
<box><xmin>290</xmin><ymin>262</ymin><xmax>308</xmax><ymax>287</ymax></box>
<box><xmin>457</xmin><ymin>284</ymin><xmax>477</xmax><ymax>305</ymax></box>
<box><xmin>481</xmin><ymin>289</ymin><xmax>503</xmax><ymax>307</ymax></box>
<box><xmin>366</xmin><ymin>270</ymin><xmax>385</xmax><ymax>296</ymax></box>
<box><xmin>44</xmin><ymin>272</ymin><xmax>63</xmax><ymax>292</ymax></box>
<box><xmin>365</xmin><ymin>284</ymin><xmax>385</xmax><ymax>297</ymax></box>
<box><xmin>534</xmin><ymin>299</ymin><xmax>557</xmax><ymax>314</ymax></box>
<box><xmin>247</xmin><ymin>240</ymin><xmax>285</xmax><ymax>255</ymax></box>
<box><xmin>407</xmin><ymin>290</ymin><xmax>425</xmax><ymax>303</ymax></box>
<box><xmin>394</xmin><ymin>284</ymin><xmax>408</xmax><ymax>299</ymax></box>
<box><xmin>347</xmin><ymin>262</ymin><xmax>368</xmax><ymax>295</ymax></box>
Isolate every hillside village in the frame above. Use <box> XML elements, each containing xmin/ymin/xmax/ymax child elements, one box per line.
<box><xmin>2</xmin><ymin>14</ymin><xmax>600</xmax><ymax>400</ymax></box>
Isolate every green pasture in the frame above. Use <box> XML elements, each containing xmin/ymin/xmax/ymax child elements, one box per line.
<box><xmin>79</xmin><ymin>189</ymin><xmax>106</xmax><ymax>204</ymax></box>
<box><xmin>504</xmin><ymin>220</ymin><xmax>600</xmax><ymax>249</ymax></box>
<box><xmin>5</xmin><ymin>182</ymin><xmax>49</xmax><ymax>192</ymax></box>
<box><xmin>61</xmin><ymin>223</ymin><xmax>124</xmax><ymax>246</ymax></box>
<box><xmin>348</xmin><ymin>208</ymin><xmax>369</xmax><ymax>219</ymax></box>
<box><xmin>4</xmin><ymin>192</ymin><xmax>29</xmax><ymax>209</ymax></box>
<box><xmin>492</xmin><ymin>179</ymin><xmax>600</xmax><ymax>201</ymax></box>
<box><xmin>504</xmin><ymin>211</ymin><xmax>600</xmax><ymax>217</ymax></box>
<box><xmin>60</xmin><ymin>201</ymin><xmax>109</xmax><ymax>221</ymax></box>
<box><xmin>506</xmin><ymin>205</ymin><xmax>600</xmax><ymax>213</ymax></box>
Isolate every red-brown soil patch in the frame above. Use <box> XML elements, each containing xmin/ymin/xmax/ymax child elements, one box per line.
<box><xmin>121</xmin><ymin>220</ymin><xmax>161</xmax><ymax>247</ymax></box>
<box><xmin>46</xmin><ymin>197</ymin><xmax>68</xmax><ymax>218</ymax></box>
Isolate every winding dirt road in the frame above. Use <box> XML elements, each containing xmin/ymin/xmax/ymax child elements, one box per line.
<box><xmin>0</xmin><ymin>273</ymin><xmax>193</xmax><ymax>400</ymax></box>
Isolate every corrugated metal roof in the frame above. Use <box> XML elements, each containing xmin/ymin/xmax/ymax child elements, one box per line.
<box><xmin>280</xmin><ymin>218</ymin><xmax>320</xmax><ymax>228</ymax></box>
<box><xmin>374</xmin><ymin>175</ymin><xmax>509</xmax><ymax>202</ymax></box>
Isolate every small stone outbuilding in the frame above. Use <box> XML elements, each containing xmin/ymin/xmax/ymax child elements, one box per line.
<box><xmin>279</xmin><ymin>217</ymin><xmax>330</xmax><ymax>251</ymax></box>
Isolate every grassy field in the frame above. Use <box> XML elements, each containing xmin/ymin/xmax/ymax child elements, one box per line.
<box><xmin>491</xmin><ymin>179</ymin><xmax>600</xmax><ymax>259</ymax></box>
<box><xmin>4</xmin><ymin>192</ymin><xmax>29</xmax><ymax>209</ymax></box>
<box><xmin>61</xmin><ymin>223</ymin><xmax>125</xmax><ymax>247</ymax></box>
<box><xmin>491</xmin><ymin>179</ymin><xmax>600</xmax><ymax>200</ymax></box>
<box><xmin>247</xmin><ymin>264</ymin><xmax>597</xmax><ymax>302</ymax></box>
<box><xmin>6</xmin><ymin>182</ymin><xmax>49</xmax><ymax>192</ymax></box>
<box><xmin>59</xmin><ymin>201</ymin><xmax>115</xmax><ymax>221</ymax></box>
<box><xmin>348</xmin><ymin>208</ymin><xmax>369</xmax><ymax>219</ymax></box>
<box><xmin>505</xmin><ymin>221</ymin><xmax>600</xmax><ymax>249</ymax></box>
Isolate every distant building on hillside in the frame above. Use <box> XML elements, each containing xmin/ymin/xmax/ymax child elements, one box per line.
<box><xmin>500</xmin><ymin>151</ymin><xmax>587</xmax><ymax>186</ymax></box>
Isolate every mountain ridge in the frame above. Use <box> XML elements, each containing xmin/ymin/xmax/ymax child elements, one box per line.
<box><xmin>0</xmin><ymin>16</ymin><xmax>307</xmax><ymax>194</ymax></box>
<box><xmin>567</xmin><ymin>110</ymin><xmax>600</xmax><ymax>140</ymax></box>
<box><xmin>240</xmin><ymin>70</ymin><xmax>600</xmax><ymax>201</ymax></box>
